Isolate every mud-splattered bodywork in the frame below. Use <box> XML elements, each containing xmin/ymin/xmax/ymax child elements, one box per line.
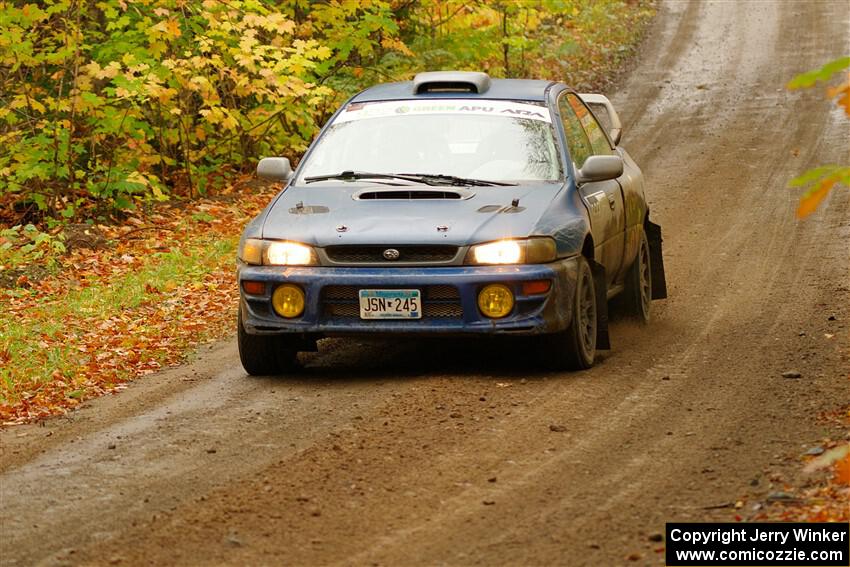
<box><xmin>237</xmin><ymin>77</ymin><xmax>664</xmax><ymax>340</ymax></box>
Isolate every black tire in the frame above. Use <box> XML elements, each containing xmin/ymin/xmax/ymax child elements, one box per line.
<box><xmin>237</xmin><ymin>310</ymin><xmax>298</xmax><ymax>376</ymax></box>
<box><xmin>540</xmin><ymin>256</ymin><xmax>597</xmax><ymax>370</ymax></box>
<box><xmin>622</xmin><ymin>227</ymin><xmax>652</xmax><ymax>323</ymax></box>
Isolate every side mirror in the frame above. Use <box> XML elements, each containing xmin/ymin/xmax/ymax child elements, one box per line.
<box><xmin>257</xmin><ymin>157</ymin><xmax>293</xmax><ymax>181</ymax></box>
<box><xmin>576</xmin><ymin>155</ymin><xmax>624</xmax><ymax>184</ymax></box>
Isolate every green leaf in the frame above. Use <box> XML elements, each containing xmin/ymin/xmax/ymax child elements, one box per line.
<box><xmin>788</xmin><ymin>56</ymin><xmax>850</xmax><ymax>89</ymax></box>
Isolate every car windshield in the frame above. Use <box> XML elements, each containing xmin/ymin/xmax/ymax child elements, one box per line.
<box><xmin>296</xmin><ymin>99</ymin><xmax>562</xmax><ymax>184</ymax></box>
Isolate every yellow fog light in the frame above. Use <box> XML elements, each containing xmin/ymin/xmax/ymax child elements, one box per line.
<box><xmin>272</xmin><ymin>284</ymin><xmax>305</xmax><ymax>318</ymax></box>
<box><xmin>477</xmin><ymin>284</ymin><xmax>514</xmax><ymax>319</ymax></box>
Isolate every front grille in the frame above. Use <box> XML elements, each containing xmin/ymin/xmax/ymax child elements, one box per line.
<box><xmin>321</xmin><ymin>285</ymin><xmax>462</xmax><ymax>320</ymax></box>
<box><xmin>424</xmin><ymin>285</ymin><xmax>461</xmax><ymax>300</ymax></box>
<box><xmin>424</xmin><ymin>303</ymin><xmax>464</xmax><ymax>318</ymax></box>
<box><xmin>325</xmin><ymin>245</ymin><xmax>458</xmax><ymax>264</ymax></box>
<box><xmin>324</xmin><ymin>303</ymin><xmax>360</xmax><ymax>318</ymax></box>
<box><xmin>322</xmin><ymin>285</ymin><xmax>459</xmax><ymax>301</ymax></box>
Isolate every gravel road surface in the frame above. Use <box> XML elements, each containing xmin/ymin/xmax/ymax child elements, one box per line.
<box><xmin>2</xmin><ymin>1</ymin><xmax>849</xmax><ymax>565</ymax></box>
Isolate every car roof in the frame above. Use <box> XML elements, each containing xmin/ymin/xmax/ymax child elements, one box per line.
<box><xmin>350</xmin><ymin>78</ymin><xmax>558</xmax><ymax>104</ymax></box>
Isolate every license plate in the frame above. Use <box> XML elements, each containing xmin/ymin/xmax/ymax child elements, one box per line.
<box><xmin>359</xmin><ymin>289</ymin><xmax>421</xmax><ymax>319</ymax></box>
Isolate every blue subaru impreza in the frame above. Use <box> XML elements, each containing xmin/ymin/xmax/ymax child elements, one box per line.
<box><xmin>237</xmin><ymin>71</ymin><xmax>666</xmax><ymax>375</ymax></box>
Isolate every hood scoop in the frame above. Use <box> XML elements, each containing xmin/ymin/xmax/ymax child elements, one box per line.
<box><xmin>353</xmin><ymin>188</ymin><xmax>474</xmax><ymax>201</ymax></box>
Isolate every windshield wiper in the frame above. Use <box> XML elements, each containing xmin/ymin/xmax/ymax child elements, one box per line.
<box><xmin>304</xmin><ymin>171</ymin><xmax>425</xmax><ymax>184</ymax></box>
<box><xmin>398</xmin><ymin>173</ymin><xmax>515</xmax><ymax>187</ymax></box>
<box><xmin>303</xmin><ymin>171</ymin><xmax>515</xmax><ymax>186</ymax></box>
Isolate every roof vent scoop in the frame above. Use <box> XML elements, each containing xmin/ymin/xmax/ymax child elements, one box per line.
<box><xmin>413</xmin><ymin>71</ymin><xmax>491</xmax><ymax>94</ymax></box>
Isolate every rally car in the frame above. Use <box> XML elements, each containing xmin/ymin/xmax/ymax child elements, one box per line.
<box><xmin>237</xmin><ymin>71</ymin><xmax>666</xmax><ymax>375</ymax></box>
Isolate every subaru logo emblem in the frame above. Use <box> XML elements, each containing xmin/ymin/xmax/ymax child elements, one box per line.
<box><xmin>383</xmin><ymin>248</ymin><xmax>400</xmax><ymax>261</ymax></box>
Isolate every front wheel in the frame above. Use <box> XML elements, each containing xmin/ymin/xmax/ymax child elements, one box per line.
<box><xmin>539</xmin><ymin>256</ymin><xmax>597</xmax><ymax>371</ymax></box>
<box><xmin>238</xmin><ymin>310</ymin><xmax>298</xmax><ymax>376</ymax></box>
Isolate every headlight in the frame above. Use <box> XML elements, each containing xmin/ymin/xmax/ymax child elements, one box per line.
<box><xmin>471</xmin><ymin>240</ymin><xmax>522</xmax><ymax>264</ymax></box>
<box><xmin>466</xmin><ymin>238</ymin><xmax>556</xmax><ymax>265</ymax></box>
<box><xmin>266</xmin><ymin>241</ymin><xmax>314</xmax><ymax>265</ymax></box>
<box><xmin>239</xmin><ymin>239</ymin><xmax>316</xmax><ymax>266</ymax></box>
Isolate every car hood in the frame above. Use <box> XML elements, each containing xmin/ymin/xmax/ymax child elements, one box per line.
<box><xmin>261</xmin><ymin>182</ymin><xmax>566</xmax><ymax>246</ymax></box>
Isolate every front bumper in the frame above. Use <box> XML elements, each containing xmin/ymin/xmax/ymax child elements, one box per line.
<box><xmin>238</xmin><ymin>258</ymin><xmax>579</xmax><ymax>336</ymax></box>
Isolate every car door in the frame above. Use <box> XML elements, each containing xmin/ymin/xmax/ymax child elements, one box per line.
<box><xmin>558</xmin><ymin>93</ymin><xmax>626</xmax><ymax>287</ymax></box>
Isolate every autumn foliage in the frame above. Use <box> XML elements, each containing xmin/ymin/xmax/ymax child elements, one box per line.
<box><xmin>0</xmin><ymin>0</ymin><xmax>654</xmax><ymax>222</ymax></box>
<box><xmin>0</xmin><ymin>1</ymin><xmax>656</xmax><ymax>421</ymax></box>
<box><xmin>787</xmin><ymin>56</ymin><xmax>850</xmax><ymax>218</ymax></box>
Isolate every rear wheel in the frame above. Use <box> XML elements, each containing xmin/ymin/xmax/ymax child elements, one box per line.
<box><xmin>237</xmin><ymin>310</ymin><xmax>298</xmax><ymax>376</ymax></box>
<box><xmin>540</xmin><ymin>256</ymin><xmax>597</xmax><ymax>370</ymax></box>
<box><xmin>622</xmin><ymin>228</ymin><xmax>652</xmax><ymax>323</ymax></box>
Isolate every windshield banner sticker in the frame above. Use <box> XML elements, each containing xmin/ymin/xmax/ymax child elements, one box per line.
<box><xmin>338</xmin><ymin>99</ymin><xmax>552</xmax><ymax>124</ymax></box>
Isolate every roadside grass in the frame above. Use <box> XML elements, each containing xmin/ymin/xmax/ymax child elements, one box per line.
<box><xmin>2</xmin><ymin>239</ymin><xmax>231</xmax><ymax>385</ymax></box>
<box><xmin>0</xmin><ymin>183</ymin><xmax>275</xmax><ymax>423</ymax></box>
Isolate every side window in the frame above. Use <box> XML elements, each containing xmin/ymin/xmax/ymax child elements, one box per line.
<box><xmin>558</xmin><ymin>95</ymin><xmax>592</xmax><ymax>168</ymax></box>
<box><xmin>567</xmin><ymin>94</ymin><xmax>613</xmax><ymax>156</ymax></box>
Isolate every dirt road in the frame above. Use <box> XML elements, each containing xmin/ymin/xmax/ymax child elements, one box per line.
<box><xmin>2</xmin><ymin>1</ymin><xmax>849</xmax><ymax>565</ymax></box>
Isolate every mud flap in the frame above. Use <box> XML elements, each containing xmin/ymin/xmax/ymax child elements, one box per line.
<box><xmin>589</xmin><ymin>260</ymin><xmax>610</xmax><ymax>350</ymax></box>
<box><xmin>646</xmin><ymin>220</ymin><xmax>668</xmax><ymax>300</ymax></box>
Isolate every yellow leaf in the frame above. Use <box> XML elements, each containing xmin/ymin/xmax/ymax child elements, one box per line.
<box><xmin>796</xmin><ymin>177</ymin><xmax>836</xmax><ymax>218</ymax></box>
<box><xmin>150</xmin><ymin>184</ymin><xmax>166</xmax><ymax>200</ymax></box>
<box><xmin>156</xmin><ymin>87</ymin><xmax>176</xmax><ymax>104</ymax></box>
<box><xmin>97</xmin><ymin>61</ymin><xmax>121</xmax><ymax>80</ymax></box>
<box><xmin>28</xmin><ymin>98</ymin><xmax>46</xmax><ymax>114</ymax></box>
<box><xmin>83</xmin><ymin>61</ymin><xmax>102</xmax><ymax>77</ymax></box>
<box><xmin>125</xmin><ymin>172</ymin><xmax>149</xmax><ymax>187</ymax></box>
<box><xmin>221</xmin><ymin>113</ymin><xmax>238</xmax><ymax>131</ymax></box>
<box><xmin>199</xmin><ymin>107</ymin><xmax>222</xmax><ymax>124</ymax></box>
<box><xmin>379</xmin><ymin>39</ymin><xmax>412</xmax><ymax>57</ymax></box>
<box><xmin>9</xmin><ymin>95</ymin><xmax>26</xmax><ymax>110</ymax></box>
<box><xmin>149</xmin><ymin>41</ymin><xmax>167</xmax><ymax>57</ymax></box>
<box><xmin>165</xmin><ymin>19</ymin><xmax>181</xmax><ymax>38</ymax></box>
